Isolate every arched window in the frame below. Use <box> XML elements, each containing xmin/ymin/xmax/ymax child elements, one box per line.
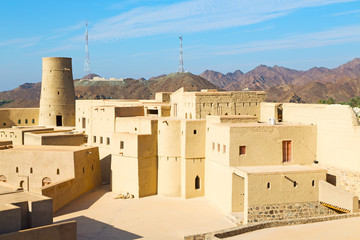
<box><xmin>2</xmin><ymin>123</ymin><xmax>6</xmax><ymax>126</ymax></box>
<box><xmin>25</xmin><ymin>119</ymin><xmax>28</xmax><ymax>124</ymax></box>
<box><xmin>42</xmin><ymin>177</ymin><xmax>51</xmax><ymax>187</ymax></box>
<box><xmin>0</xmin><ymin>175</ymin><xmax>7</xmax><ymax>182</ymax></box>
<box><xmin>16</xmin><ymin>167</ymin><xmax>19</xmax><ymax>173</ymax></box>
<box><xmin>195</xmin><ymin>175</ymin><xmax>200</xmax><ymax>190</ymax></box>
<box><xmin>267</xmin><ymin>182</ymin><xmax>271</xmax><ymax>189</ymax></box>
<box><xmin>32</xmin><ymin>119</ymin><xmax>35</xmax><ymax>124</ymax></box>
<box><xmin>30</xmin><ymin>168</ymin><xmax>33</xmax><ymax>174</ymax></box>
<box><xmin>57</xmin><ymin>168</ymin><xmax>60</xmax><ymax>175</ymax></box>
<box><xmin>312</xmin><ymin>180</ymin><xmax>315</xmax><ymax>187</ymax></box>
<box><xmin>185</xmin><ymin>113</ymin><xmax>187</xmax><ymax>119</ymax></box>
<box><xmin>18</xmin><ymin>119</ymin><xmax>21</xmax><ymax>124</ymax></box>
<box><xmin>190</xmin><ymin>113</ymin><xmax>192</xmax><ymax>119</ymax></box>
<box><xmin>20</xmin><ymin>180</ymin><xmax>24</xmax><ymax>188</ymax></box>
<box><xmin>83</xmin><ymin>167</ymin><xmax>85</xmax><ymax>174</ymax></box>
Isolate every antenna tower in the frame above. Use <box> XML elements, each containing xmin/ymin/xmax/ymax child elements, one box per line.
<box><xmin>84</xmin><ymin>20</ymin><xmax>91</xmax><ymax>76</ymax></box>
<box><xmin>178</xmin><ymin>36</ymin><xmax>184</xmax><ymax>73</ymax></box>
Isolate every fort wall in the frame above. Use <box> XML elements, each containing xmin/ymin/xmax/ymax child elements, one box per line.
<box><xmin>0</xmin><ymin>109</ymin><xmax>39</xmax><ymax>129</ymax></box>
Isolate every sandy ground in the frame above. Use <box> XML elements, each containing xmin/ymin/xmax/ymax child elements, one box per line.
<box><xmin>226</xmin><ymin>217</ymin><xmax>360</xmax><ymax>240</ymax></box>
<box><xmin>54</xmin><ymin>185</ymin><xmax>234</xmax><ymax>240</ymax></box>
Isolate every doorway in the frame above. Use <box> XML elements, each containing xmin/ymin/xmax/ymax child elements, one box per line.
<box><xmin>232</xmin><ymin>174</ymin><xmax>245</xmax><ymax>212</ymax></box>
<box><xmin>56</xmin><ymin>115</ymin><xmax>62</xmax><ymax>126</ymax></box>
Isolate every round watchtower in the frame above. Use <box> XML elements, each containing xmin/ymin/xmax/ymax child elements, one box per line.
<box><xmin>39</xmin><ymin>57</ymin><xmax>75</xmax><ymax>127</ymax></box>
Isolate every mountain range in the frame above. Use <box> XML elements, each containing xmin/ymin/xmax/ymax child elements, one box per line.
<box><xmin>200</xmin><ymin>58</ymin><xmax>360</xmax><ymax>102</ymax></box>
<box><xmin>1</xmin><ymin>58</ymin><xmax>360</xmax><ymax>108</ymax></box>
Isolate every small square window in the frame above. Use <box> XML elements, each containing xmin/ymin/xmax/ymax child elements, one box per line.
<box><xmin>120</xmin><ymin>141</ymin><xmax>124</xmax><ymax>149</ymax></box>
<box><xmin>239</xmin><ymin>146</ymin><xmax>246</xmax><ymax>155</ymax></box>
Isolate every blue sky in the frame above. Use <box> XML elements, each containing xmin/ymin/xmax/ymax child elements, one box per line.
<box><xmin>1</xmin><ymin>0</ymin><xmax>360</xmax><ymax>90</ymax></box>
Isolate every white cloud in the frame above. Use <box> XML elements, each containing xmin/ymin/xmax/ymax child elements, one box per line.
<box><xmin>331</xmin><ymin>9</ymin><xmax>360</xmax><ymax>16</ymax></box>
<box><xmin>214</xmin><ymin>24</ymin><xmax>360</xmax><ymax>55</ymax></box>
<box><xmin>0</xmin><ymin>36</ymin><xmax>42</xmax><ymax>47</ymax></box>
<box><xmin>84</xmin><ymin>0</ymin><xmax>355</xmax><ymax>41</ymax></box>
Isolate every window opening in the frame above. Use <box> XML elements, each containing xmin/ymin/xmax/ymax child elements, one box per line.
<box><xmin>239</xmin><ymin>146</ymin><xmax>246</xmax><ymax>155</ymax></box>
<box><xmin>42</xmin><ymin>177</ymin><xmax>51</xmax><ymax>186</ymax></box>
<box><xmin>195</xmin><ymin>176</ymin><xmax>200</xmax><ymax>190</ymax></box>
<box><xmin>282</xmin><ymin>140</ymin><xmax>292</xmax><ymax>163</ymax></box>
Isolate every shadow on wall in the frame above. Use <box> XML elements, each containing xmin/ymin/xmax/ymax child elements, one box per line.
<box><xmin>101</xmin><ymin>154</ymin><xmax>111</xmax><ymax>184</ymax></box>
<box><xmin>56</xmin><ymin>216</ymin><xmax>142</xmax><ymax>240</ymax></box>
<box><xmin>54</xmin><ymin>185</ymin><xmax>109</xmax><ymax>217</ymax></box>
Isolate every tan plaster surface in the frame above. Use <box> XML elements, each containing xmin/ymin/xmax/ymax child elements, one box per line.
<box><xmin>235</xmin><ymin>165</ymin><xmax>325</xmax><ymax>174</ymax></box>
<box><xmin>226</xmin><ymin>217</ymin><xmax>360</xmax><ymax>240</ymax></box>
<box><xmin>54</xmin><ymin>185</ymin><xmax>234</xmax><ymax>240</ymax></box>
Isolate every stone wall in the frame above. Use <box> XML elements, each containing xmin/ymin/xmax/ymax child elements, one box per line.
<box><xmin>247</xmin><ymin>201</ymin><xmax>337</xmax><ymax>223</ymax></box>
<box><xmin>322</xmin><ymin>165</ymin><xmax>360</xmax><ymax>198</ymax></box>
<box><xmin>184</xmin><ymin>212</ymin><xmax>360</xmax><ymax>240</ymax></box>
<box><xmin>0</xmin><ymin>221</ymin><xmax>76</xmax><ymax>240</ymax></box>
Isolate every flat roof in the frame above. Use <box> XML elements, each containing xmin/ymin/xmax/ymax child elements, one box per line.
<box><xmin>26</xmin><ymin>131</ymin><xmax>84</xmax><ymax>137</ymax></box>
<box><xmin>215</xmin><ymin>122</ymin><xmax>312</xmax><ymax>128</ymax></box>
<box><xmin>1</xmin><ymin>145</ymin><xmax>94</xmax><ymax>153</ymax></box>
<box><xmin>0</xmin><ymin>127</ymin><xmax>54</xmax><ymax>132</ymax></box>
<box><xmin>235</xmin><ymin>165</ymin><xmax>325</xmax><ymax>175</ymax></box>
<box><xmin>195</xmin><ymin>91</ymin><xmax>265</xmax><ymax>96</ymax></box>
<box><xmin>0</xmin><ymin>185</ymin><xmax>50</xmax><ymax>207</ymax></box>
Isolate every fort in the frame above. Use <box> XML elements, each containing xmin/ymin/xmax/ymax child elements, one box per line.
<box><xmin>0</xmin><ymin>57</ymin><xmax>360</xmax><ymax>239</ymax></box>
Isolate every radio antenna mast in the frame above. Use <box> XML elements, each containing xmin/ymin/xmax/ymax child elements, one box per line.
<box><xmin>84</xmin><ymin>20</ymin><xmax>91</xmax><ymax>76</ymax></box>
<box><xmin>178</xmin><ymin>36</ymin><xmax>184</xmax><ymax>73</ymax></box>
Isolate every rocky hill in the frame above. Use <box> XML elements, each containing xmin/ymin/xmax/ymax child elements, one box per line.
<box><xmin>0</xmin><ymin>72</ymin><xmax>218</xmax><ymax>108</ymax></box>
<box><xmin>2</xmin><ymin>59</ymin><xmax>360</xmax><ymax>107</ymax></box>
<box><xmin>200</xmin><ymin>58</ymin><xmax>360</xmax><ymax>102</ymax></box>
